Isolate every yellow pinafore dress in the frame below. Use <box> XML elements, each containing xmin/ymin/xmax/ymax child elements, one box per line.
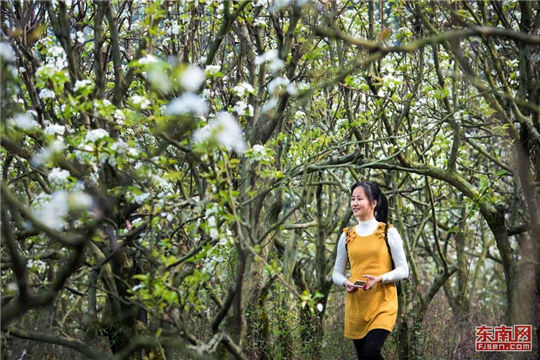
<box><xmin>343</xmin><ymin>223</ymin><xmax>398</xmax><ymax>339</ymax></box>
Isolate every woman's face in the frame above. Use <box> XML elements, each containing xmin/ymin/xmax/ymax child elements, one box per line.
<box><xmin>350</xmin><ymin>186</ymin><xmax>376</xmax><ymax>220</ymax></box>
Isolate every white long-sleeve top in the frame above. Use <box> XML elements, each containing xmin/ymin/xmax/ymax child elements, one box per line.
<box><xmin>332</xmin><ymin>218</ymin><xmax>409</xmax><ymax>286</ymax></box>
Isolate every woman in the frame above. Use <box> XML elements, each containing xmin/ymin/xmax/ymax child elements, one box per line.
<box><xmin>332</xmin><ymin>182</ymin><xmax>409</xmax><ymax>360</ymax></box>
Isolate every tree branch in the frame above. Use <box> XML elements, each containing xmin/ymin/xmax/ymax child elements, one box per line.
<box><xmin>1</xmin><ymin>208</ymin><xmax>29</xmax><ymax>298</ymax></box>
<box><xmin>4</xmin><ymin>326</ymin><xmax>108</xmax><ymax>359</ymax></box>
<box><xmin>1</xmin><ymin>182</ymin><xmax>85</xmax><ymax>247</ymax></box>
<box><xmin>105</xmin><ymin>0</ymin><xmax>124</xmax><ymax>106</ymax></box>
<box><xmin>314</xmin><ymin>24</ymin><xmax>540</xmax><ymax>54</ymax></box>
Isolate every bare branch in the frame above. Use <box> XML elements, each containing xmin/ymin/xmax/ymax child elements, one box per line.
<box><xmin>4</xmin><ymin>326</ymin><xmax>108</xmax><ymax>359</ymax></box>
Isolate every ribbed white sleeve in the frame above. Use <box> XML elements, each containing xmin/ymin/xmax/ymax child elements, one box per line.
<box><xmin>332</xmin><ymin>233</ymin><xmax>348</xmax><ymax>286</ymax></box>
<box><xmin>380</xmin><ymin>227</ymin><xmax>409</xmax><ymax>283</ymax></box>
<box><xmin>331</xmin><ymin>224</ymin><xmax>409</xmax><ymax>286</ymax></box>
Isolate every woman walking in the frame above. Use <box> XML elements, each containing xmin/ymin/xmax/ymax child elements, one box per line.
<box><xmin>333</xmin><ymin>182</ymin><xmax>409</xmax><ymax>359</ymax></box>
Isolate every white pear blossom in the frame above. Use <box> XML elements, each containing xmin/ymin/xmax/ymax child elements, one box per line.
<box><xmin>113</xmin><ymin>109</ymin><xmax>125</xmax><ymax>124</ymax></box>
<box><xmin>255</xmin><ymin>49</ymin><xmax>284</xmax><ymax>74</ymax></box>
<box><xmin>48</xmin><ymin>46</ymin><xmax>64</xmax><ymax>57</ymax></box>
<box><xmin>152</xmin><ymin>174</ymin><xmax>172</xmax><ymax>191</ymax></box>
<box><xmin>193</xmin><ymin>112</ymin><xmax>246</xmax><ymax>153</ymax></box>
<box><xmin>131</xmin><ymin>95</ymin><xmax>151</xmax><ymax>109</ymax></box>
<box><xmin>233</xmin><ymin>82</ymin><xmax>255</xmax><ymax>96</ymax></box>
<box><xmin>206</xmin><ymin>204</ymin><xmax>219</xmax><ymax>239</ymax></box>
<box><xmin>167</xmin><ymin>20</ymin><xmax>180</xmax><ymax>35</ymax></box>
<box><xmin>179</xmin><ymin>65</ymin><xmax>205</xmax><ymax>92</ymax></box>
<box><xmin>70</xmin><ymin>192</ymin><xmax>93</xmax><ymax>210</ymax></box>
<box><xmin>296</xmin><ymin>81</ymin><xmax>310</xmax><ymax>92</ymax></box>
<box><xmin>205</xmin><ymin>65</ymin><xmax>221</xmax><ymax>77</ymax></box>
<box><xmin>85</xmin><ymin>128</ymin><xmax>109</xmax><ymax>142</ymax></box>
<box><xmin>383</xmin><ymin>74</ymin><xmax>400</xmax><ymax>89</ymax></box>
<box><xmin>201</xmin><ymin>88</ymin><xmax>211</xmax><ymax>99</ymax></box>
<box><xmin>35</xmin><ymin>65</ymin><xmax>52</xmax><ymax>80</ymax></box>
<box><xmin>27</xmin><ymin>110</ymin><xmax>38</xmax><ymax>118</ymax></box>
<box><xmin>255</xmin><ymin>49</ymin><xmax>276</xmax><ymax>65</ymax></box>
<box><xmin>39</xmin><ymin>88</ymin><xmax>55</xmax><ymax>99</ymax></box>
<box><xmin>264</xmin><ymin>54</ymin><xmax>284</xmax><ymax>74</ymax></box>
<box><xmin>47</xmin><ymin>168</ymin><xmax>71</xmax><ymax>185</ymax></box>
<box><xmin>37</xmin><ymin>191</ymin><xmax>69</xmax><ymax>230</ymax></box>
<box><xmin>165</xmin><ymin>93</ymin><xmax>208</xmax><ymax>116</ymax></box>
<box><xmin>261</xmin><ymin>98</ymin><xmax>278</xmax><ymax>113</ymax></box>
<box><xmin>269</xmin><ymin>58</ymin><xmax>284</xmax><ymax>74</ymax></box>
<box><xmin>254</xmin><ymin>18</ymin><xmax>267</xmax><ymax>27</ymax></box>
<box><xmin>134</xmin><ymin>192</ymin><xmax>150</xmax><ymax>204</ymax></box>
<box><xmin>45</xmin><ymin>124</ymin><xmax>66</xmax><ymax>136</ymax></box>
<box><xmin>316</xmin><ymin>303</ymin><xmax>324</xmax><ymax>312</ymax></box>
<box><xmin>268</xmin><ymin>76</ymin><xmax>290</xmax><ymax>94</ymax></box>
<box><xmin>7</xmin><ymin>65</ymin><xmax>16</xmax><ymax>78</ymax></box>
<box><xmin>34</xmin><ymin>190</ymin><xmax>92</xmax><ymax>230</ymax></box>
<box><xmin>128</xmin><ymin>147</ymin><xmax>139</xmax><ymax>157</ymax></box>
<box><xmin>233</xmin><ymin>101</ymin><xmax>254</xmax><ymax>116</ymax></box>
<box><xmin>45</xmin><ymin>46</ymin><xmax>67</xmax><ymax>69</ymax></box>
<box><xmin>252</xmin><ymin>144</ymin><xmax>266</xmax><ymax>156</ymax></box>
<box><xmin>27</xmin><ymin>259</ymin><xmax>47</xmax><ymax>270</ymax></box>
<box><xmin>0</xmin><ymin>42</ymin><xmax>16</xmax><ymax>61</ymax></box>
<box><xmin>270</xmin><ymin>0</ymin><xmax>296</xmax><ymax>12</ymax></box>
<box><xmin>249</xmin><ymin>144</ymin><xmax>270</xmax><ymax>162</ymax></box>
<box><xmin>11</xmin><ymin>113</ymin><xmax>39</xmax><ymax>130</ymax></box>
<box><xmin>75</xmin><ymin>31</ymin><xmax>85</xmax><ymax>44</ymax></box>
<box><xmin>217</xmin><ymin>236</ymin><xmax>228</xmax><ymax>246</ymax></box>
<box><xmin>172</xmin><ymin>22</ymin><xmax>180</xmax><ymax>35</ymax></box>
<box><xmin>286</xmin><ymin>83</ymin><xmax>298</xmax><ymax>95</ymax></box>
<box><xmin>32</xmin><ymin>140</ymin><xmax>65</xmax><ymax>166</ymax></box>
<box><xmin>111</xmin><ymin>139</ymin><xmax>126</xmax><ymax>153</ymax></box>
<box><xmin>147</xmin><ymin>66</ymin><xmax>171</xmax><ymax>93</ymax></box>
<box><xmin>73</xmin><ymin>79</ymin><xmax>93</xmax><ymax>92</ymax></box>
<box><xmin>161</xmin><ymin>212</ymin><xmax>174</xmax><ymax>222</ymax></box>
<box><xmin>138</xmin><ymin>54</ymin><xmax>158</xmax><ymax>65</ymax></box>
<box><xmin>7</xmin><ymin>282</ymin><xmax>18</xmax><ymax>292</ymax></box>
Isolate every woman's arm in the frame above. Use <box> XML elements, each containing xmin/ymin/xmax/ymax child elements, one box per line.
<box><xmin>380</xmin><ymin>227</ymin><xmax>409</xmax><ymax>283</ymax></box>
<box><xmin>332</xmin><ymin>233</ymin><xmax>349</xmax><ymax>286</ymax></box>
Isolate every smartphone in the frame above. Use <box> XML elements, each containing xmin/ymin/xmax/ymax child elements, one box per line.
<box><xmin>353</xmin><ymin>280</ymin><xmax>366</xmax><ymax>288</ymax></box>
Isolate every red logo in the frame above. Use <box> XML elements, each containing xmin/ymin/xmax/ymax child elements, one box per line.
<box><xmin>475</xmin><ymin>325</ymin><xmax>532</xmax><ymax>351</ymax></box>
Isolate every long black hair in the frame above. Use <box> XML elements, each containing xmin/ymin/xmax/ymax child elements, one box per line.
<box><xmin>350</xmin><ymin>181</ymin><xmax>389</xmax><ymax>223</ymax></box>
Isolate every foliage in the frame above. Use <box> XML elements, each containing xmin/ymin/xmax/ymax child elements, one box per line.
<box><xmin>1</xmin><ymin>0</ymin><xmax>538</xmax><ymax>359</ymax></box>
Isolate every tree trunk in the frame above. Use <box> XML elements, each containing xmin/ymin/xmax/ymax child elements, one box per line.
<box><xmin>299</xmin><ymin>306</ymin><xmax>324</xmax><ymax>360</ymax></box>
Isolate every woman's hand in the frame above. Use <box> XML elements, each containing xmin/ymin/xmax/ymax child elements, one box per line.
<box><xmin>362</xmin><ymin>275</ymin><xmax>382</xmax><ymax>290</ymax></box>
<box><xmin>343</xmin><ymin>280</ymin><xmax>358</xmax><ymax>293</ymax></box>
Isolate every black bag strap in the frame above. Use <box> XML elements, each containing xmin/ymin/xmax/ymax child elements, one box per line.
<box><xmin>383</xmin><ymin>223</ymin><xmax>396</xmax><ymax>270</ymax></box>
<box><xmin>383</xmin><ymin>223</ymin><xmax>403</xmax><ymax>295</ymax></box>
